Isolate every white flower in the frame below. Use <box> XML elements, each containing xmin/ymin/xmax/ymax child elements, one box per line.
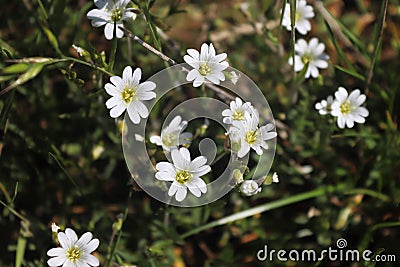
<box><xmin>240</xmin><ymin>180</ymin><xmax>261</xmax><ymax>196</ymax></box>
<box><xmin>282</xmin><ymin>0</ymin><xmax>314</xmax><ymax>35</ymax></box>
<box><xmin>331</xmin><ymin>87</ymin><xmax>369</xmax><ymax>129</ymax></box>
<box><xmin>315</xmin><ymin>95</ymin><xmax>335</xmax><ymax>115</ymax></box>
<box><xmin>87</xmin><ymin>0</ymin><xmax>136</xmax><ymax>40</ymax></box>
<box><xmin>150</xmin><ymin>115</ymin><xmax>193</xmax><ymax>152</ymax></box>
<box><xmin>72</xmin><ymin>45</ymin><xmax>85</xmax><ymax>57</ymax></box>
<box><xmin>105</xmin><ymin>66</ymin><xmax>156</xmax><ymax>124</ymax></box>
<box><xmin>222</xmin><ymin>97</ymin><xmax>256</xmax><ymax>124</ymax></box>
<box><xmin>272</xmin><ymin>172</ymin><xmax>279</xmax><ymax>183</ymax></box>
<box><xmin>155</xmin><ymin>148</ymin><xmax>211</xmax><ymax>202</ymax></box>
<box><xmin>289</xmin><ymin>38</ymin><xmax>329</xmax><ymax>79</ymax></box>
<box><xmin>184</xmin><ymin>43</ymin><xmax>229</xmax><ymax>87</ymax></box>
<box><xmin>47</xmin><ymin>228</ymin><xmax>100</xmax><ymax>267</ymax></box>
<box><xmin>51</xmin><ymin>223</ymin><xmax>60</xmax><ymax>233</ymax></box>
<box><xmin>229</xmin><ymin>110</ymin><xmax>277</xmax><ymax>158</ymax></box>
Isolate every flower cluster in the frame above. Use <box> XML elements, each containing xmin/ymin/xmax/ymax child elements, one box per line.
<box><xmin>222</xmin><ymin>97</ymin><xmax>277</xmax><ymax>196</ymax></box>
<box><xmin>315</xmin><ymin>87</ymin><xmax>369</xmax><ymax>129</ymax></box>
<box><xmin>223</xmin><ymin>97</ymin><xmax>277</xmax><ymax>158</ymax></box>
<box><xmin>282</xmin><ymin>0</ymin><xmax>329</xmax><ymax>79</ymax></box>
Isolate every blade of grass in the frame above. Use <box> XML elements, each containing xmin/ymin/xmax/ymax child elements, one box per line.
<box><xmin>365</xmin><ymin>0</ymin><xmax>388</xmax><ymax>94</ymax></box>
<box><xmin>181</xmin><ymin>183</ymin><xmax>348</xmax><ymax>239</ymax></box>
<box><xmin>289</xmin><ymin>0</ymin><xmax>296</xmax><ymax>81</ymax></box>
<box><xmin>48</xmin><ymin>151</ymin><xmax>82</xmax><ymax>196</ymax></box>
<box><xmin>335</xmin><ymin>65</ymin><xmax>365</xmax><ymax>81</ymax></box>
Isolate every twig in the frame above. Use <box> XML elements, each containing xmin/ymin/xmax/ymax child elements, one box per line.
<box><xmin>365</xmin><ymin>0</ymin><xmax>388</xmax><ymax>95</ymax></box>
<box><xmin>125</xmin><ymin>31</ymin><xmax>176</xmax><ymax>65</ymax></box>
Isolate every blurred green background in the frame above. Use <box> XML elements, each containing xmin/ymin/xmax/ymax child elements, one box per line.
<box><xmin>1</xmin><ymin>0</ymin><xmax>399</xmax><ymax>266</ymax></box>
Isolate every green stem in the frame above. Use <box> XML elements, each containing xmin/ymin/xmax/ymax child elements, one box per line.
<box><xmin>108</xmin><ymin>22</ymin><xmax>118</xmax><ymax>72</ymax></box>
<box><xmin>364</xmin><ymin>0</ymin><xmax>388</xmax><ymax>94</ymax></box>
<box><xmin>64</xmin><ymin>57</ymin><xmax>114</xmax><ymax>76</ymax></box>
<box><xmin>289</xmin><ymin>0</ymin><xmax>296</xmax><ymax>81</ymax></box>
<box><xmin>181</xmin><ymin>184</ymin><xmax>347</xmax><ymax>239</ymax></box>
<box><xmin>0</xmin><ymin>199</ymin><xmax>29</xmax><ymax>222</ymax></box>
<box><xmin>105</xmin><ymin>191</ymin><xmax>132</xmax><ymax>267</ymax></box>
<box><xmin>344</xmin><ymin>188</ymin><xmax>390</xmax><ymax>202</ymax></box>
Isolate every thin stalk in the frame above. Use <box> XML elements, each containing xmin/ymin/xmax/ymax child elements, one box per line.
<box><xmin>364</xmin><ymin>0</ymin><xmax>388</xmax><ymax>95</ymax></box>
<box><xmin>289</xmin><ymin>0</ymin><xmax>296</xmax><ymax>81</ymax></box>
<box><xmin>105</xmin><ymin>191</ymin><xmax>132</xmax><ymax>267</ymax></box>
<box><xmin>64</xmin><ymin>57</ymin><xmax>114</xmax><ymax>76</ymax></box>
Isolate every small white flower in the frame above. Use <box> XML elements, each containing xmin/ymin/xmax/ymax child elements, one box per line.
<box><xmin>51</xmin><ymin>223</ymin><xmax>60</xmax><ymax>233</ymax></box>
<box><xmin>331</xmin><ymin>87</ymin><xmax>369</xmax><ymax>129</ymax></box>
<box><xmin>240</xmin><ymin>180</ymin><xmax>261</xmax><ymax>196</ymax></box>
<box><xmin>289</xmin><ymin>38</ymin><xmax>329</xmax><ymax>79</ymax></box>
<box><xmin>315</xmin><ymin>95</ymin><xmax>335</xmax><ymax>115</ymax></box>
<box><xmin>229</xmin><ymin>71</ymin><xmax>240</xmax><ymax>85</ymax></box>
<box><xmin>155</xmin><ymin>148</ymin><xmax>211</xmax><ymax>202</ymax></box>
<box><xmin>184</xmin><ymin>43</ymin><xmax>229</xmax><ymax>87</ymax></box>
<box><xmin>47</xmin><ymin>228</ymin><xmax>100</xmax><ymax>267</ymax></box>
<box><xmin>282</xmin><ymin>0</ymin><xmax>314</xmax><ymax>35</ymax></box>
<box><xmin>105</xmin><ymin>66</ymin><xmax>156</xmax><ymax>124</ymax></box>
<box><xmin>87</xmin><ymin>0</ymin><xmax>136</xmax><ymax>40</ymax></box>
<box><xmin>72</xmin><ymin>45</ymin><xmax>85</xmax><ymax>57</ymax></box>
<box><xmin>229</xmin><ymin>110</ymin><xmax>277</xmax><ymax>158</ymax></box>
<box><xmin>150</xmin><ymin>115</ymin><xmax>193</xmax><ymax>152</ymax></box>
<box><xmin>222</xmin><ymin>97</ymin><xmax>256</xmax><ymax>124</ymax></box>
<box><xmin>272</xmin><ymin>172</ymin><xmax>279</xmax><ymax>183</ymax></box>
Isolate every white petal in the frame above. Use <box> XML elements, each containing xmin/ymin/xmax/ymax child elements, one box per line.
<box><xmin>47</xmin><ymin>247</ymin><xmax>65</xmax><ymax>257</ymax></box>
<box><xmin>150</xmin><ymin>136</ymin><xmax>162</xmax><ymax>146</ymax></box>
<box><xmin>356</xmin><ymin>107</ymin><xmax>369</xmax><ymax>117</ymax></box>
<box><xmin>122</xmin><ymin>66</ymin><xmax>133</xmax><ymax>81</ymax></box>
<box><xmin>76</xmin><ymin>232</ymin><xmax>92</xmax><ymax>249</ymax></box>
<box><xmin>337</xmin><ymin>116</ymin><xmax>346</xmax><ymax>129</ymax></box>
<box><xmin>133</xmin><ymin>101</ymin><xmax>149</xmax><ymax>118</ymax></box>
<box><xmin>348</xmin><ymin>89</ymin><xmax>361</xmax><ymax>102</ymax></box>
<box><xmin>156</xmin><ymin>162</ymin><xmax>175</xmax><ymax>173</ymax></box>
<box><xmin>110</xmin><ymin>103</ymin><xmax>126</xmax><ymax>118</ymax></box>
<box><xmin>336</xmin><ymin>87</ymin><xmax>348</xmax><ymax>102</ymax></box>
<box><xmin>48</xmin><ymin>256</ymin><xmax>66</xmax><ymax>266</ymax></box>
<box><xmin>186</xmin><ymin>69</ymin><xmax>199</xmax><ymax>82</ymax></box>
<box><xmin>104</xmin><ymin>23</ymin><xmax>115</xmax><ymax>40</ymax></box>
<box><xmin>104</xmin><ymin>83</ymin><xmax>119</xmax><ymax>96</ymax></box>
<box><xmin>355</xmin><ymin>94</ymin><xmax>366</xmax><ymax>106</ymax></box>
<box><xmin>193</xmin><ymin>76</ymin><xmax>205</xmax><ymax>87</ymax></box>
<box><xmin>189</xmin><ymin>156</ymin><xmax>207</xmax><ymax>170</ymax></box>
<box><xmin>85</xmin><ymin>239</ymin><xmax>100</xmax><ymax>254</ymax></box>
<box><xmin>179</xmin><ymin>147</ymin><xmax>191</xmax><ymax>162</ymax></box>
<box><xmin>237</xmin><ymin>142</ymin><xmax>250</xmax><ymax>158</ymax></box>
<box><xmin>190</xmin><ymin>177</ymin><xmax>207</xmax><ymax>193</ymax></box>
<box><xmin>168</xmin><ymin>182</ymin><xmax>179</xmax><ymax>196</ymax></box>
<box><xmin>175</xmin><ymin>186</ymin><xmax>188</xmax><ymax>201</ymax></box>
<box><xmin>105</xmin><ymin>96</ymin><xmax>121</xmax><ymax>109</ymax></box>
<box><xmin>82</xmin><ymin>254</ymin><xmax>99</xmax><ymax>266</ymax></box>
<box><xmin>138</xmin><ymin>81</ymin><xmax>156</xmax><ymax>92</ymax></box>
<box><xmin>110</xmin><ymin>76</ymin><xmax>124</xmax><ymax>89</ymax></box>
<box><xmin>126</xmin><ymin>103</ymin><xmax>140</xmax><ymax>124</ymax></box>
<box><xmin>195</xmin><ymin>165</ymin><xmax>211</xmax><ymax>177</ymax></box>
<box><xmin>57</xmin><ymin>232</ymin><xmax>69</xmax><ymax>249</ymax></box>
<box><xmin>186</xmin><ymin>49</ymin><xmax>200</xmax><ymax>60</ymax></box>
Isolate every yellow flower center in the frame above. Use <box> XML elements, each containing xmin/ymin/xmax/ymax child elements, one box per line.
<box><xmin>232</xmin><ymin>110</ymin><xmax>244</xmax><ymax>121</ymax></box>
<box><xmin>339</xmin><ymin>101</ymin><xmax>353</xmax><ymax>115</ymax></box>
<box><xmin>162</xmin><ymin>133</ymin><xmax>176</xmax><ymax>146</ymax></box>
<box><xmin>245</xmin><ymin>130</ymin><xmax>258</xmax><ymax>144</ymax></box>
<box><xmin>110</xmin><ymin>8</ymin><xmax>123</xmax><ymax>22</ymax></box>
<box><xmin>199</xmin><ymin>63</ymin><xmax>211</xmax><ymax>76</ymax></box>
<box><xmin>121</xmin><ymin>87</ymin><xmax>136</xmax><ymax>104</ymax></box>
<box><xmin>66</xmin><ymin>246</ymin><xmax>82</xmax><ymax>262</ymax></box>
<box><xmin>301</xmin><ymin>53</ymin><xmax>312</xmax><ymax>64</ymax></box>
<box><xmin>175</xmin><ymin>170</ymin><xmax>193</xmax><ymax>184</ymax></box>
<box><xmin>295</xmin><ymin>11</ymin><xmax>301</xmax><ymax>22</ymax></box>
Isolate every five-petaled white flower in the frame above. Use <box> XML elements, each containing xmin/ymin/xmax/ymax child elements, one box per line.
<box><xmin>155</xmin><ymin>147</ymin><xmax>211</xmax><ymax>202</ymax></box>
<box><xmin>184</xmin><ymin>43</ymin><xmax>229</xmax><ymax>87</ymax></box>
<box><xmin>240</xmin><ymin>180</ymin><xmax>262</xmax><ymax>196</ymax></box>
<box><xmin>315</xmin><ymin>95</ymin><xmax>335</xmax><ymax>115</ymax></box>
<box><xmin>150</xmin><ymin>115</ymin><xmax>193</xmax><ymax>152</ymax></box>
<box><xmin>105</xmin><ymin>66</ymin><xmax>156</xmax><ymax>124</ymax></box>
<box><xmin>289</xmin><ymin>38</ymin><xmax>329</xmax><ymax>79</ymax></box>
<box><xmin>282</xmin><ymin>0</ymin><xmax>314</xmax><ymax>35</ymax></box>
<box><xmin>47</xmin><ymin>228</ymin><xmax>100</xmax><ymax>267</ymax></box>
<box><xmin>331</xmin><ymin>87</ymin><xmax>369</xmax><ymax>129</ymax></box>
<box><xmin>229</xmin><ymin>110</ymin><xmax>277</xmax><ymax>158</ymax></box>
<box><xmin>222</xmin><ymin>97</ymin><xmax>256</xmax><ymax>124</ymax></box>
<box><xmin>87</xmin><ymin>0</ymin><xmax>136</xmax><ymax>40</ymax></box>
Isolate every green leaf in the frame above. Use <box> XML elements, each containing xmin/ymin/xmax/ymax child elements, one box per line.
<box><xmin>335</xmin><ymin>65</ymin><xmax>365</xmax><ymax>81</ymax></box>
<box><xmin>15</xmin><ymin>235</ymin><xmax>27</xmax><ymax>267</ymax></box>
<box><xmin>1</xmin><ymin>63</ymin><xmax>30</xmax><ymax>75</ymax></box>
<box><xmin>0</xmin><ymin>63</ymin><xmax>45</xmax><ymax>96</ymax></box>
